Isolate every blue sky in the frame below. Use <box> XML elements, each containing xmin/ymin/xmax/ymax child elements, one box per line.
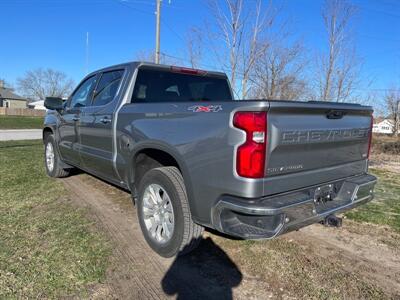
<box><xmin>1</xmin><ymin>0</ymin><xmax>399</xmax><ymax>101</ymax></box>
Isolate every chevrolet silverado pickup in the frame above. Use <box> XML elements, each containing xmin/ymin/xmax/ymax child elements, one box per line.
<box><xmin>43</xmin><ymin>62</ymin><xmax>376</xmax><ymax>257</ymax></box>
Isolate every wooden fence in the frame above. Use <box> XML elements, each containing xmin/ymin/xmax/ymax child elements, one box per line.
<box><xmin>0</xmin><ymin>108</ymin><xmax>46</xmax><ymax>117</ymax></box>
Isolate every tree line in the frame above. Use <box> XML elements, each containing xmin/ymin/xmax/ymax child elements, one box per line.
<box><xmin>179</xmin><ymin>0</ymin><xmax>399</xmax><ymax>133</ymax></box>
<box><xmin>180</xmin><ymin>0</ymin><xmax>361</xmax><ymax>102</ymax></box>
<box><xmin>0</xmin><ymin>69</ymin><xmax>74</xmax><ymax>102</ymax></box>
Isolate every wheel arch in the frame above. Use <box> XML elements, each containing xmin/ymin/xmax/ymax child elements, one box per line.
<box><xmin>42</xmin><ymin>127</ymin><xmax>54</xmax><ymax>142</ymax></box>
<box><xmin>129</xmin><ymin>143</ymin><xmax>198</xmax><ymax>221</ymax></box>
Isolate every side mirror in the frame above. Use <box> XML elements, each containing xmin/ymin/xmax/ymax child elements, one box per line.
<box><xmin>44</xmin><ymin>97</ymin><xmax>64</xmax><ymax>111</ymax></box>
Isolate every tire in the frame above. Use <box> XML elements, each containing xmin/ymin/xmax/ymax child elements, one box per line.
<box><xmin>137</xmin><ymin>167</ymin><xmax>204</xmax><ymax>257</ymax></box>
<box><xmin>44</xmin><ymin>134</ymin><xmax>70</xmax><ymax>178</ymax></box>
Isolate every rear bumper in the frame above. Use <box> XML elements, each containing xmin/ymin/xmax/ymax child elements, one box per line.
<box><xmin>211</xmin><ymin>173</ymin><xmax>377</xmax><ymax>239</ymax></box>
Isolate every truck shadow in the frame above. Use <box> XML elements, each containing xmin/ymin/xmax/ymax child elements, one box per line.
<box><xmin>161</xmin><ymin>237</ymin><xmax>242</xmax><ymax>300</ymax></box>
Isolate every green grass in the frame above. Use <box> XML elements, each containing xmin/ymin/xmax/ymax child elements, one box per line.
<box><xmin>0</xmin><ymin>140</ymin><xmax>111</xmax><ymax>299</ymax></box>
<box><xmin>346</xmin><ymin>168</ymin><xmax>400</xmax><ymax>232</ymax></box>
<box><xmin>0</xmin><ymin>115</ymin><xmax>44</xmax><ymax>129</ymax></box>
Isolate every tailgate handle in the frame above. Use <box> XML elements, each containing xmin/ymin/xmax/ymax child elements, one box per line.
<box><xmin>326</xmin><ymin>110</ymin><xmax>346</xmax><ymax>119</ymax></box>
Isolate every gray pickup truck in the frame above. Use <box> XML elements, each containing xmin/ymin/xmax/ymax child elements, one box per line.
<box><xmin>43</xmin><ymin>62</ymin><xmax>376</xmax><ymax>257</ymax></box>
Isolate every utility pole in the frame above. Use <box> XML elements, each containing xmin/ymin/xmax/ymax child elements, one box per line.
<box><xmin>155</xmin><ymin>0</ymin><xmax>162</xmax><ymax>64</ymax></box>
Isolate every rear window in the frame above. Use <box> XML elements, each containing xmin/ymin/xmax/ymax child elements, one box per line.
<box><xmin>131</xmin><ymin>69</ymin><xmax>233</xmax><ymax>103</ymax></box>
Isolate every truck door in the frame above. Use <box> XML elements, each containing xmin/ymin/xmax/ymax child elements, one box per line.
<box><xmin>58</xmin><ymin>75</ymin><xmax>97</xmax><ymax>165</ymax></box>
<box><xmin>79</xmin><ymin>69</ymin><xmax>124</xmax><ymax>181</ymax></box>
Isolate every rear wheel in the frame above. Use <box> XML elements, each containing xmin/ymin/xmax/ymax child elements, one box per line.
<box><xmin>44</xmin><ymin>135</ymin><xmax>70</xmax><ymax>178</ymax></box>
<box><xmin>137</xmin><ymin>167</ymin><xmax>203</xmax><ymax>257</ymax></box>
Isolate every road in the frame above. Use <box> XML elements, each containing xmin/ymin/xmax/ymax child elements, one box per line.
<box><xmin>0</xmin><ymin>129</ymin><xmax>42</xmax><ymax>141</ymax></box>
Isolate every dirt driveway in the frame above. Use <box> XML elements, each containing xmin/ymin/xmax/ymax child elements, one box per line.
<box><xmin>64</xmin><ymin>175</ymin><xmax>249</xmax><ymax>299</ymax></box>
<box><xmin>62</xmin><ymin>174</ymin><xmax>400</xmax><ymax>299</ymax></box>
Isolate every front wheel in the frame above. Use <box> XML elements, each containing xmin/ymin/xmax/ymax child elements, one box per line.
<box><xmin>137</xmin><ymin>167</ymin><xmax>203</xmax><ymax>257</ymax></box>
<box><xmin>44</xmin><ymin>135</ymin><xmax>70</xmax><ymax>178</ymax></box>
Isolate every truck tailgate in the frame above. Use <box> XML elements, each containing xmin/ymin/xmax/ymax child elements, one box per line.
<box><xmin>266</xmin><ymin>101</ymin><xmax>372</xmax><ymax>177</ymax></box>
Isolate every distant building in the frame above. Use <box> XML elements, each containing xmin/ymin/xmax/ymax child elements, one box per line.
<box><xmin>0</xmin><ymin>80</ymin><xmax>27</xmax><ymax>108</ymax></box>
<box><xmin>27</xmin><ymin>100</ymin><xmax>46</xmax><ymax>110</ymax></box>
<box><xmin>373</xmin><ymin>119</ymin><xmax>397</xmax><ymax>135</ymax></box>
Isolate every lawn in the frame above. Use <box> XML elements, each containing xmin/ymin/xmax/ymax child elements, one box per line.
<box><xmin>346</xmin><ymin>168</ymin><xmax>400</xmax><ymax>232</ymax></box>
<box><xmin>0</xmin><ymin>115</ymin><xmax>44</xmax><ymax>129</ymax></box>
<box><xmin>0</xmin><ymin>140</ymin><xmax>110</xmax><ymax>298</ymax></box>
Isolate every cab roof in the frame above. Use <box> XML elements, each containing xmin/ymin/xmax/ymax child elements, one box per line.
<box><xmin>87</xmin><ymin>61</ymin><xmax>228</xmax><ymax>79</ymax></box>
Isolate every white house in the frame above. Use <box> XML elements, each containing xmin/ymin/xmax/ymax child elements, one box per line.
<box><xmin>373</xmin><ymin>119</ymin><xmax>395</xmax><ymax>134</ymax></box>
<box><xmin>27</xmin><ymin>100</ymin><xmax>46</xmax><ymax>110</ymax></box>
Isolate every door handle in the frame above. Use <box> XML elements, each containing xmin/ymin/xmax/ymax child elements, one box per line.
<box><xmin>100</xmin><ymin>117</ymin><xmax>112</xmax><ymax>124</ymax></box>
<box><xmin>72</xmin><ymin>116</ymin><xmax>80</xmax><ymax>121</ymax></box>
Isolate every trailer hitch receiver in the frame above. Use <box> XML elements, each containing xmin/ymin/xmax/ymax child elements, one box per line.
<box><xmin>321</xmin><ymin>214</ymin><xmax>342</xmax><ymax>227</ymax></box>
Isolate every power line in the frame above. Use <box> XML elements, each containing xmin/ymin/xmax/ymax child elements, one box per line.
<box><xmin>358</xmin><ymin>5</ymin><xmax>400</xmax><ymax>19</ymax></box>
<box><xmin>112</xmin><ymin>0</ymin><xmax>185</xmax><ymax>63</ymax></box>
<box><xmin>160</xmin><ymin>18</ymin><xmax>186</xmax><ymax>42</ymax></box>
<box><xmin>122</xmin><ymin>0</ymin><xmax>155</xmax><ymax>6</ymax></box>
<box><xmin>354</xmin><ymin>88</ymin><xmax>400</xmax><ymax>92</ymax></box>
<box><xmin>161</xmin><ymin>52</ymin><xmax>221</xmax><ymax>71</ymax></box>
<box><xmin>162</xmin><ymin>52</ymin><xmax>400</xmax><ymax>93</ymax></box>
<box><xmin>112</xmin><ymin>0</ymin><xmax>185</xmax><ymax>42</ymax></box>
<box><xmin>113</xmin><ymin>0</ymin><xmax>399</xmax><ymax>94</ymax></box>
<box><xmin>359</xmin><ymin>34</ymin><xmax>400</xmax><ymax>43</ymax></box>
<box><xmin>111</xmin><ymin>0</ymin><xmax>154</xmax><ymax>15</ymax></box>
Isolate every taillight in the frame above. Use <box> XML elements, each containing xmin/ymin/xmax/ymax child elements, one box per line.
<box><xmin>233</xmin><ymin>111</ymin><xmax>267</xmax><ymax>178</ymax></box>
<box><xmin>367</xmin><ymin>115</ymin><xmax>373</xmax><ymax>159</ymax></box>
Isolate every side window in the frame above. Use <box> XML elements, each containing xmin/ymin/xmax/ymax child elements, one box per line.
<box><xmin>70</xmin><ymin>76</ymin><xmax>96</xmax><ymax>108</ymax></box>
<box><xmin>92</xmin><ymin>70</ymin><xmax>124</xmax><ymax>106</ymax></box>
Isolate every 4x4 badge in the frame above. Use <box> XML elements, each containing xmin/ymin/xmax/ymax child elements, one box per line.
<box><xmin>188</xmin><ymin>105</ymin><xmax>222</xmax><ymax>113</ymax></box>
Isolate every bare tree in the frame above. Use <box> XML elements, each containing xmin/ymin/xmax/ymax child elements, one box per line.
<box><xmin>185</xmin><ymin>27</ymin><xmax>203</xmax><ymax>69</ymax></box>
<box><xmin>134</xmin><ymin>49</ymin><xmax>182</xmax><ymax>66</ymax></box>
<box><xmin>385</xmin><ymin>89</ymin><xmax>400</xmax><ymax>135</ymax></box>
<box><xmin>135</xmin><ymin>49</ymin><xmax>156</xmax><ymax>63</ymax></box>
<box><xmin>206</xmin><ymin>0</ymin><xmax>274</xmax><ymax>98</ymax></box>
<box><xmin>0</xmin><ymin>78</ymin><xmax>13</xmax><ymax>90</ymax></box>
<box><xmin>17</xmin><ymin>68</ymin><xmax>74</xmax><ymax>100</ymax></box>
<box><xmin>251</xmin><ymin>39</ymin><xmax>308</xmax><ymax>100</ymax></box>
<box><xmin>317</xmin><ymin>0</ymin><xmax>360</xmax><ymax>102</ymax></box>
<box><xmin>239</xmin><ymin>0</ymin><xmax>271</xmax><ymax>99</ymax></box>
